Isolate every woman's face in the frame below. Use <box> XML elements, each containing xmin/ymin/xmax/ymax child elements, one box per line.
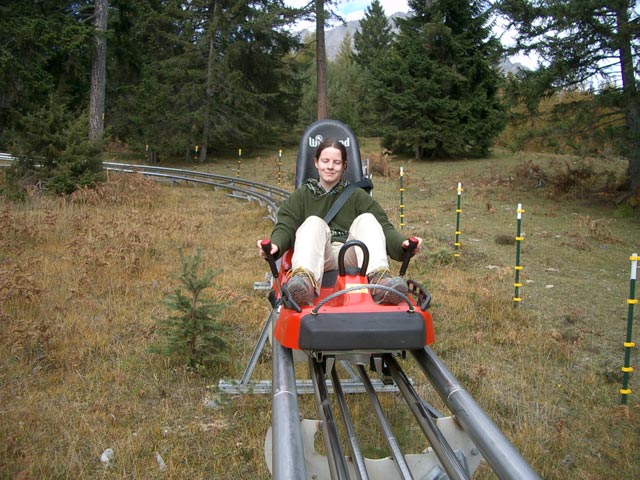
<box><xmin>314</xmin><ymin>146</ymin><xmax>345</xmax><ymax>191</ymax></box>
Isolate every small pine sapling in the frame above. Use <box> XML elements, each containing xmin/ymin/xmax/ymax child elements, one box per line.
<box><xmin>153</xmin><ymin>247</ymin><xmax>229</xmax><ymax>373</ymax></box>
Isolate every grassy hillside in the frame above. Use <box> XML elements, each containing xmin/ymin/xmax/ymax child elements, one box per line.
<box><xmin>1</xmin><ymin>146</ymin><xmax>639</xmax><ymax>479</ymax></box>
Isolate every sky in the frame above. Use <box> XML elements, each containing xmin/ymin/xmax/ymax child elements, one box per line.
<box><xmin>285</xmin><ymin>1</ymin><xmax>409</xmax><ymax>29</ymax></box>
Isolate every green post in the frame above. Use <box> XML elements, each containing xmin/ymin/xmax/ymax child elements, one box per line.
<box><xmin>399</xmin><ymin>167</ymin><xmax>405</xmax><ymax>230</ymax></box>
<box><xmin>454</xmin><ymin>182</ymin><xmax>463</xmax><ymax>257</ymax></box>
<box><xmin>620</xmin><ymin>253</ymin><xmax>638</xmax><ymax>404</ymax></box>
<box><xmin>237</xmin><ymin>148</ymin><xmax>242</xmax><ymax>178</ymax></box>
<box><xmin>513</xmin><ymin>203</ymin><xmax>525</xmax><ymax>306</ymax></box>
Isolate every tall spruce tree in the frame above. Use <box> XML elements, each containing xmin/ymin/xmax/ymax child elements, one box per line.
<box><xmin>327</xmin><ymin>33</ymin><xmax>365</xmax><ymax>130</ymax></box>
<box><xmin>352</xmin><ymin>0</ymin><xmax>395</xmax><ymax>134</ymax></box>
<box><xmin>375</xmin><ymin>0</ymin><xmax>506</xmax><ymax>159</ymax></box>
<box><xmin>497</xmin><ymin>0</ymin><xmax>640</xmax><ymax>200</ymax></box>
<box><xmin>0</xmin><ymin>0</ymin><xmax>93</xmax><ymax>145</ymax></box>
<box><xmin>107</xmin><ymin>0</ymin><xmax>305</xmax><ymax>158</ymax></box>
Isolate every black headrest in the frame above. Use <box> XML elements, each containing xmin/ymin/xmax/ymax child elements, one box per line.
<box><xmin>294</xmin><ymin>119</ymin><xmax>370</xmax><ymax>190</ymax></box>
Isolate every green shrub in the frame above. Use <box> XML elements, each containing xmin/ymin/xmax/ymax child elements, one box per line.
<box><xmin>5</xmin><ymin>95</ymin><xmax>104</xmax><ymax>196</ymax></box>
<box><xmin>152</xmin><ymin>248</ymin><xmax>230</xmax><ymax>374</ymax></box>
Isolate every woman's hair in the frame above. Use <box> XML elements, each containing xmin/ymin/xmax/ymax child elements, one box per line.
<box><xmin>314</xmin><ymin>138</ymin><xmax>348</xmax><ymax>168</ymax></box>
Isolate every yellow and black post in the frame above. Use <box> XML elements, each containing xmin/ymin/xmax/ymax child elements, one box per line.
<box><xmin>277</xmin><ymin>149</ymin><xmax>282</xmax><ymax>186</ymax></box>
<box><xmin>237</xmin><ymin>148</ymin><xmax>242</xmax><ymax>178</ymax></box>
<box><xmin>513</xmin><ymin>203</ymin><xmax>525</xmax><ymax>306</ymax></box>
<box><xmin>454</xmin><ymin>182</ymin><xmax>463</xmax><ymax>257</ymax></box>
<box><xmin>399</xmin><ymin>167</ymin><xmax>405</xmax><ymax>230</ymax></box>
<box><xmin>620</xmin><ymin>253</ymin><xmax>638</xmax><ymax>404</ymax></box>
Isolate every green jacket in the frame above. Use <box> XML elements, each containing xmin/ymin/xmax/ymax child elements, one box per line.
<box><xmin>270</xmin><ymin>179</ymin><xmax>406</xmax><ymax>260</ymax></box>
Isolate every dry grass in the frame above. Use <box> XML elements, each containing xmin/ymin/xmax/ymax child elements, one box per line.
<box><xmin>1</xmin><ymin>147</ymin><xmax>639</xmax><ymax>479</ymax></box>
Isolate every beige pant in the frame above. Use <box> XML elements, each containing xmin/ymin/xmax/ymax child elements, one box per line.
<box><xmin>291</xmin><ymin>213</ymin><xmax>389</xmax><ymax>292</ymax></box>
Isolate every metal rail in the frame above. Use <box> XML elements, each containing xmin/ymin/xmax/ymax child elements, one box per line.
<box><xmin>0</xmin><ymin>155</ymin><xmax>290</xmax><ymax>222</ymax></box>
<box><xmin>103</xmin><ymin>162</ymin><xmax>290</xmax><ymax>222</ymax></box>
<box><xmin>411</xmin><ymin>347</ymin><xmax>542</xmax><ymax>480</ymax></box>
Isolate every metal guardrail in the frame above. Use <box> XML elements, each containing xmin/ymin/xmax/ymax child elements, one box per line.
<box><xmin>0</xmin><ymin>154</ymin><xmax>290</xmax><ymax>222</ymax></box>
<box><xmin>0</xmin><ymin>152</ymin><xmax>15</xmax><ymax>163</ymax></box>
<box><xmin>103</xmin><ymin>162</ymin><xmax>290</xmax><ymax>222</ymax></box>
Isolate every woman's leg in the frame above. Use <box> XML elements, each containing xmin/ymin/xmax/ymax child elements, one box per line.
<box><xmin>291</xmin><ymin>215</ymin><xmax>334</xmax><ymax>292</ymax></box>
<box><xmin>345</xmin><ymin>213</ymin><xmax>389</xmax><ymax>275</ymax></box>
<box><xmin>346</xmin><ymin>213</ymin><xmax>407</xmax><ymax>304</ymax></box>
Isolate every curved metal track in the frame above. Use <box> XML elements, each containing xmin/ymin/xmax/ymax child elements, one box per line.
<box><xmin>103</xmin><ymin>162</ymin><xmax>290</xmax><ymax>222</ymax></box>
<box><xmin>0</xmin><ymin>156</ymin><xmax>289</xmax><ymax>222</ymax></box>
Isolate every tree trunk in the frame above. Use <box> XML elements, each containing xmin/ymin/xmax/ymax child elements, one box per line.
<box><xmin>316</xmin><ymin>0</ymin><xmax>327</xmax><ymax>120</ymax></box>
<box><xmin>200</xmin><ymin>0</ymin><xmax>218</xmax><ymax>163</ymax></box>
<box><xmin>616</xmin><ymin>3</ymin><xmax>640</xmax><ymax>196</ymax></box>
<box><xmin>89</xmin><ymin>0</ymin><xmax>108</xmax><ymax>142</ymax></box>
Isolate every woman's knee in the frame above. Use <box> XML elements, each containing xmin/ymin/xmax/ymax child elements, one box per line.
<box><xmin>352</xmin><ymin>212</ymin><xmax>382</xmax><ymax>230</ymax></box>
<box><xmin>297</xmin><ymin>215</ymin><xmax>330</xmax><ymax>236</ymax></box>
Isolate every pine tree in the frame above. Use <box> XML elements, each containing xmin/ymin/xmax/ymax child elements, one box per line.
<box><xmin>352</xmin><ymin>0</ymin><xmax>395</xmax><ymax>134</ymax></box>
<box><xmin>375</xmin><ymin>0</ymin><xmax>506</xmax><ymax>158</ymax></box>
<box><xmin>327</xmin><ymin>33</ymin><xmax>366</xmax><ymax>130</ymax></box>
<box><xmin>0</xmin><ymin>0</ymin><xmax>93</xmax><ymax>146</ymax></box>
<box><xmin>152</xmin><ymin>248</ymin><xmax>229</xmax><ymax>374</ymax></box>
<box><xmin>353</xmin><ymin>0</ymin><xmax>394</xmax><ymax>71</ymax></box>
<box><xmin>107</xmin><ymin>0</ymin><xmax>305</xmax><ymax>158</ymax></box>
<box><xmin>497</xmin><ymin>0</ymin><xmax>640</xmax><ymax>199</ymax></box>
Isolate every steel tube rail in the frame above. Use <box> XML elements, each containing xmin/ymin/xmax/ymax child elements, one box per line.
<box><xmin>310</xmin><ymin>359</ymin><xmax>350</xmax><ymax>480</ymax></box>
<box><xmin>330</xmin><ymin>366</ymin><xmax>369</xmax><ymax>480</ymax></box>
<box><xmin>104</xmin><ymin>161</ymin><xmax>290</xmax><ymax>201</ymax></box>
<box><xmin>104</xmin><ymin>167</ymin><xmax>283</xmax><ymax>221</ymax></box>
<box><xmin>272</xmin><ymin>338</ymin><xmax>306</xmax><ymax>480</ymax></box>
<box><xmin>384</xmin><ymin>355</ymin><xmax>470</xmax><ymax>480</ymax></box>
<box><xmin>356</xmin><ymin>364</ymin><xmax>414</xmax><ymax>480</ymax></box>
<box><xmin>239</xmin><ymin>309</ymin><xmax>275</xmax><ymax>385</ymax></box>
<box><xmin>411</xmin><ymin>347</ymin><xmax>541</xmax><ymax>480</ymax></box>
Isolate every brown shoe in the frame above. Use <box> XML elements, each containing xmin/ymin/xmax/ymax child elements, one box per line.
<box><xmin>368</xmin><ymin>269</ymin><xmax>408</xmax><ymax>304</ymax></box>
<box><xmin>286</xmin><ymin>268</ymin><xmax>316</xmax><ymax>306</ymax></box>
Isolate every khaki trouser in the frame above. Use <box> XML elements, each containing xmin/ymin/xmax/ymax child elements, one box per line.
<box><xmin>291</xmin><ymin>213</ymin><xmax>389</xmax><ymax>293</ymax></box>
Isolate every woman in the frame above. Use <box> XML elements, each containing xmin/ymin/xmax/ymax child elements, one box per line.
<box><xmin>257</xmin><ymin>138</ymin><xmax>422</xmax><ymax>306</ymax></box>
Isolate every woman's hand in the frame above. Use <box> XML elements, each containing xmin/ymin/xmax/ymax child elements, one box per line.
<box><xmin>257</xmin><ymin>239</ymin><xmax>279</xmax><ymax>259</ymax></box>
<box><xmin>402</xmin><ymin>237</ymin><xmax>423</xmax><ymax>253</ymax></box>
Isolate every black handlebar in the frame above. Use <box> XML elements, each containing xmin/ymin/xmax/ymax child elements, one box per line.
<box><xmin>399</xmin><ymin>236</ymin><xmax>419</xmax><ymax>277</ymax></box>
<box><xmin>260</xmin><ymin>239</ymin><xmax>279</xmax><ymax>278</ymax></box>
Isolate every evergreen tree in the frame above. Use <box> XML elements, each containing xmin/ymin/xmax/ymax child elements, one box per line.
<box><xmin>496</xmin><ymin>0</ymin><xmax>640</xmax><ymax>199</ymax></box>
<box><xmin>7</xmin><ymin>96</ymin><xmax>104</xmax><ymax>196</ymax></box>
<box><xmin>352</xmin><ymin>0</ymin><xmax>395</xmax><ymax>135</ymax></box>
<box><xmin>108</xmin><ymin>0</ymin><xmax>305</xmax><ymax>158</ymax></box>
<box><xmin>353</xmin><ymin>0</ymin><xmax>394</xmax><ymax>70</ymax></box>
<box><xmin>374</xmin><ymin>0</ymin><xmax>506</xmax><ymax>158</ymax></box>
<box><xmin>89</xmin><ymin>0</ymin><xmax>108</xmax><ymax>142</ymax></box>
<box><xmin>296</xmin><ymin>32</ymin><xmax>319</xmax><ymax>127</ymax></box>
<box><xmin>0</xmin><ymin>1</ymin><xmax>94</xmax><ymax>146</ymax></box>
<box><xmin>152</xmin><ymin>248</ymin><xmax>229</xmax><ymax>374</ymax></box>
<box><xmin>327</xmin><ymin>33</ymin><xmax>366</xmax><ymax>130</ymax></box>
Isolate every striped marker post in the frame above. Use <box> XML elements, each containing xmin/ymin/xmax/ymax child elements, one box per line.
<box><xmin>277</xmin><ymin>149</ymin><xmax>282</xmax><ymax>186</ymax></box>
<box><xmin>399</xmin><ymin>167</ymin><xmax>405</xmax><ymax>230</ymax></box>
<box><xmin>620</xmin><ymin>253</ymin><xmax>638</xmax><ymax>404</ymax></box>
<box><xmin>454</xmin><ymin>182</ymin><xmax>463</xmax><ymax>257</ymax></box>
<box><xmin>513</xmin><ymin>203</ymin><xmax>525</xmax><ymax>306</ymax></box>
<box><xmin>237</xmin><ymin>148</ymin><xmax>242</xmax><ymax>178</ymax></box>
